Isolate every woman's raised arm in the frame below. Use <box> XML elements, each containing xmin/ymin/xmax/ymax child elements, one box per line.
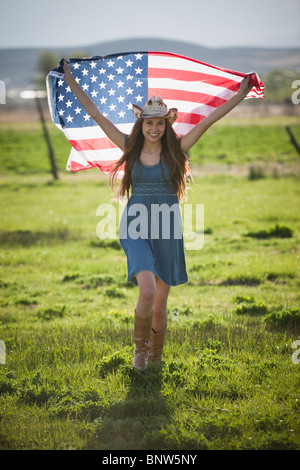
<box><xmin>180</xmin><ymin>76</ymin><xmax>253</xmax><ymax>153</ymax></box>
<box><xmin>62</xmin><ymin>59</ymin><xmax>126</xmax><ymax>151</ymax></box>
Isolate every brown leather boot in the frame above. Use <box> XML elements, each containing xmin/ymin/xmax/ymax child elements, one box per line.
<box><xmin>148</xmin><ymin>324</ymin><xmax>167</xmax><ymax>363</ymax></box>
<box><xmin>133</xmin><ymin>311</ymin><xmax>153</xmax><ymax>372</ymax></box>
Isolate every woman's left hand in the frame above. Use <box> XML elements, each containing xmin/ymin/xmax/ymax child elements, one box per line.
<box><xmin>63</xmin><ymin>58</ymin><xmax>72</xmax><ymax>78</ymax></box>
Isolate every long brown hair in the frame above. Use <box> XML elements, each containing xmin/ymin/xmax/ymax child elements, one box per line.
<box><xmin>110</xmin><ymin>118</ymin><xmax>192</xmax><ymax>201</ymax></box>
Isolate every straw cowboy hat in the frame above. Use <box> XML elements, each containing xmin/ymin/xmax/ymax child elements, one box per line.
<box><xmin>132</xmin><ymin>96</ymin><xmax>178</xmax><ymax>124</ymax></box>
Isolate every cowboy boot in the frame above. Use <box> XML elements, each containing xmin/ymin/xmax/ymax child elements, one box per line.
<box><xmin>148</xmin><ymin>324</ymin><xmax>167</xmax><ymax>363</ymax></box>
<box><xmin>133</xmin><ymin>310</ymin><xmax>153</xmax><ymax>372</ymax></box>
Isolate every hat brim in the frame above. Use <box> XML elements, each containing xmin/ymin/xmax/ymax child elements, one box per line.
<box><xmin>132</xmin><ymin>104</ymin><xmax>178</xmax><ymax>124</ymax></box>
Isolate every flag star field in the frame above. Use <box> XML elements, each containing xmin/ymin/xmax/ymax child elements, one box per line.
<box><xmin>54</xmin><ymin>53</ymin><xmax>148</xmax><ymax>128</ymax></box>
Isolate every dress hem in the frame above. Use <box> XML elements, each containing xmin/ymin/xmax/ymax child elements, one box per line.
<box><xmin>127</xmin><ymin>269</ymin><xmax>188</xmax><ymax>287</ymax></box>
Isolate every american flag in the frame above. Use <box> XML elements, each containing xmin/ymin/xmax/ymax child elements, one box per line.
<box><xmin>47</xmin><ymin>51</ymin><xmax>264</xmax><ymax>174</ymax></box>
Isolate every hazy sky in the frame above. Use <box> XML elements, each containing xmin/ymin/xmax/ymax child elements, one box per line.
<box><xmin>0</xmin><ymin>0</ymin><xmax>299</xmax><ymax>49</ymax></box>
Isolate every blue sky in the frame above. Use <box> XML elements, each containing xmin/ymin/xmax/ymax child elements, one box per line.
<box><xmin>0</xmin><ymin>0</ymin><xmax>299</xmax><ymax>49</ymax></box>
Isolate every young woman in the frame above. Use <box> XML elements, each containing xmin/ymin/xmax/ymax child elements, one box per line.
<box><xmin>62</xmin><ymin>59</ymin><xmax>253</xmax><ymax>372</ymax></box>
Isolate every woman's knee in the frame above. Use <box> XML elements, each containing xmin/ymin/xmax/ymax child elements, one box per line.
<box><xmin>139</xmin><ymin>284</ymin><xmax>156</xmax><ymax>303</ymax></box>
<box><xmin>136</xmin><ymin>271</ymin><xmax>156</xmax><ymax>302</ymax></box>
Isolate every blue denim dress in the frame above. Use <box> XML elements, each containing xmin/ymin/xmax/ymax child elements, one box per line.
<box><xmin>119</xmin><ymin>159</ymin><xmax>188</xmax><ymax>286</ymax></box>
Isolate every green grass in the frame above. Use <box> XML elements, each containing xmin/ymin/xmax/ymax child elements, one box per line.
<box><xmin>190</xmin><ymin>117</ymin><xmax>300</xmax><ymax>165</ymax></box>
<box><xmin>0</xmin><ymin>117</ymin><xmax>300</xmax><ymax>450</ymax></box>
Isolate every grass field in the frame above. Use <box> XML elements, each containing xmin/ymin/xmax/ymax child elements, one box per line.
<box><xmin>0</xmin><ymin>115</ymin><xmax>300</xmax><ymax>450</ymax></box>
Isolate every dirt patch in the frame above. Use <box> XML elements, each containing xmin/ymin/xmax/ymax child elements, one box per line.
<box><xmin>191</xmin><ymin>161</ymin><xmax>300</xmax><ymax>178</ymax></box>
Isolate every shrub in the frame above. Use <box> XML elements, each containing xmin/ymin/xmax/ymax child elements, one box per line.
<box><xmin>105</xmin><ymin>287</ymin><xmax>125</xmax><ymax>298</ymax></box>
<box><xmin>232</xmin><ymin>295</ymin><xmax>255</xmax><ymax>304</ymax></box>
<box><xmin>81</xmin><ymin>275</ymin><xmax>115</xmax><ymax>289</ymax></box>
<box><xmin>37</xmin><ymin>305</ymin><xmax>66</xmax><ymax>320</ymax></box>
<box><xmin>265</xmin><ymin>309</ymin><xmax>300</xmax><ymax>329</ymax></box>
<box><xmin>97</xmin><ymin>352</ymin><xmax>128</xmax><ymax>378</ymax></box>
<box><xmin>61</xmin><ymin>273</ymin><xmax>80</xmax><ymax>282</ymax></box>
<box><xmin>235</xmin><ymin>302</ymin><xmax>268</xmax><ymax>316</ymax></box>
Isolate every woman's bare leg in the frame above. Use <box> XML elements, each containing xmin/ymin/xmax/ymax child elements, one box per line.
<box><xmin>135</xmin><ymin>271</ymin><xmax>156</xmax><ymax>317</ymax></box>
<box><xmin>152</xmin><ymin>276</ymin><xmax>170</xmax><ymax>332</ymax></box>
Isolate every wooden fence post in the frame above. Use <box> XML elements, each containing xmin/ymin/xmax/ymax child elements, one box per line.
<box><xmin>285</xmin><ymin>126</ymin><xmax>300</xmax><ymax>157</ymax></box>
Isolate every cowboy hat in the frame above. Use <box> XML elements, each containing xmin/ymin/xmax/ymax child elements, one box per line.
<box><xmin>132</xmin><ymin>96</ymin><xmax>178</xmax><ymax>124</ymax></box>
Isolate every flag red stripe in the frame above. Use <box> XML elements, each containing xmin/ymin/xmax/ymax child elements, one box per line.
<box><xmin>148</xmin><ymin>67</ymin><xmax>240</xmax><ymax>91</ymax></box>
<box><xmin>69</xmin><ymin>159</ymin><xmax>119</xmax><ymax>173</ymax></box>
<box><xmin>176</xmin><ymin>112</ymin><xmax>205</xmax><ymax>125</ymax></box>
<box><xmin>69</xmin><ymin>160</ymin><xmax>93</xmax><ymax>171</ymax></box>
<box><xmin>148</xmin><ymin>87</ymin><xmax>228</xmax><ymax>108</ymax></box>
<box><xmin>69</xmin><ymin>137</ymin><xmax>118</xmax><ymax>151</ymax></box>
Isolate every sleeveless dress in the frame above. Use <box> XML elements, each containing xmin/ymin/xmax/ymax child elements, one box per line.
<box><xmin>118</xmin><ymin>158</ymin><xmax>188</xmax><ymax>286</ymax></box>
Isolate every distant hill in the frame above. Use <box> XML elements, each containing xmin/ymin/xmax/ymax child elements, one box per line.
<box><xmin>1</xmin><ymin>37</ymin><xmax>300</xmax><ymax>92</ymax></box>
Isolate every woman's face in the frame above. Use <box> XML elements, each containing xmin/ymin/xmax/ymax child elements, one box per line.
<box><xmin>142</xmin><ymin>117</ymin><xmax>166</xmax><ymax>144</ymax></box>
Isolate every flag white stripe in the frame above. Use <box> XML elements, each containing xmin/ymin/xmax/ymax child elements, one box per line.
<box><xmin>55</xmin><ymin>123</ymin><xmax>134</xmax><ymax>140</ymax></box>
<box><xmin>173</xmin><ymin>122</ymin><xmax>196</xmax><ymax>135</ymax></box>
<box><xmin>68</xmin><ymin>147</ymin><xmax>123</xmax><ymax>161</ymax></box>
